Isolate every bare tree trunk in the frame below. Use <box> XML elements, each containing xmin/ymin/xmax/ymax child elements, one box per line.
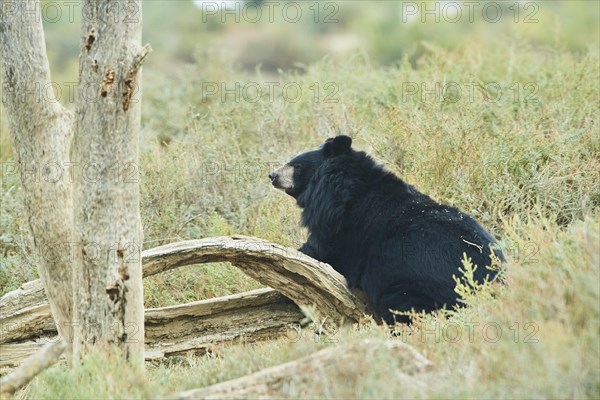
<box><xmin>70</xmin><ymin>0</ymin><xmax>148</xmax><ymax>366</ymax></box>
<box><xmin>1</xmin><ymin>0</ymin><xmax>148</xmax><ymax>368</ymax></box>
<box><xmin>0</xmin><ymin>0</ymin><xmax>75</xmax><ymax>363</ymax></box>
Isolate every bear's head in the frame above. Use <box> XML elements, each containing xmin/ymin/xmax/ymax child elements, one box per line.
<box><xmin>269</xmin><ymin>135</ymin><xmax>353</xmax><ymax>198</ymax></box>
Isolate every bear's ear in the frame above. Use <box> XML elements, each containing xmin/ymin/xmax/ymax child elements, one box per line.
<box><xmin>324</xmin><ymin>135</ymin><xmax>352</xmax><ymax>158</ymax></box>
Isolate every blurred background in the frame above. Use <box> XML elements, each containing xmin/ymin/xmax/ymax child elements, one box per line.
<box><xmin>25</xmin><ymin>0</ymin><xmax>597</xmax><ymax>149</ymax></box>
<box><xmin>41</xmin><ymin>1</ymin><xmax>598</xmax><ymax>82</ymax></box>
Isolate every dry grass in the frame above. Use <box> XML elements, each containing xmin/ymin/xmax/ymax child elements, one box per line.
<box><xmin>2</xmin><ymin>39</ymin><xmax>598</xmax><ymax>399</ymax></box>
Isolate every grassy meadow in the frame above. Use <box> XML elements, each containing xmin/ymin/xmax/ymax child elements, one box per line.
<box><xmin>0</xmin><ymin>1</ymin><xmax>599</xmax><ymax>399</ymax></box>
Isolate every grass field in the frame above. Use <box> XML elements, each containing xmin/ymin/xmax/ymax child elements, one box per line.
<box><xmin>1</xmin><ymin>2</ymin><xmax>599</xmax><ymax>398</ymax></box>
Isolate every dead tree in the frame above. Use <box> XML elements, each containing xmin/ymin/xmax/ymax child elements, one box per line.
<box><xmin>0</xmin><ymin>0</ymin><xmax>149</xmax><ymax>366</ymax></box>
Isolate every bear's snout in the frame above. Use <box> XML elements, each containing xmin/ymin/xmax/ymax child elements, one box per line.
<box><xmin>269</xmin><ymin>164</ymin><xmax>295</xmax><ymax>192</ymax></box>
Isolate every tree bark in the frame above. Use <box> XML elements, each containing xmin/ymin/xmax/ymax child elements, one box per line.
<box><xmin>70</xmin><ymin>0</ymin><xmax>148</xmax><ymax>367</ymax></box>
<box><xmin>1</xmin><ymin>0</ymin><xmax>148</xmax><ymax>367</ymax></box>
<box><xmin>175</xmin><ymin>339</ymin><xmax>432</xmax><ymax>400</ymax></box>
<box><xmin>0</xmin><ymin>0</ymin><xmax>76</xmax><ymax>362</ymax></box>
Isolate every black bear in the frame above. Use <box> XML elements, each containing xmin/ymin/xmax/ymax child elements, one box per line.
<box><xmin>269</xmin><ymin>135</ymin><xmax>504</xmax><ymax>324</ymax></box>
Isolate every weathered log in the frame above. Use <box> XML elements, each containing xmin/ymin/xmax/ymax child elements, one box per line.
<box><xmin>145</xmin><ymin>288</ymin><xmax>304</xmax><ymax>359</ymax></box>
<box><xmin>0</xmin><ymin>303</ymin><xmax>53</xmax><ymax>345</ymax></box>
<box><xmin>1</xmin><ymin>280</ymin><xmax>50</xmax><ymax>344</ymax></box>
<box><xmin>1</xmin><ymin>236</ymin><xmax>367</xmax><ymax>345</ymax></box>
<box><xmin>175</xmin><ymin>339</ymin><xmax>432</xmax><ymax>400</ymax></box>
<box><xmin>0</xmin><ymin>280</ymin><xmax>47</xmax><ymax>319</ymax></box>
<box><xmin>0</xmin><ymin>340</ymin><xmax>58</xmax><ymax>370</ymax></box>
<box><xmin>1</xmin><ymin>236</ymin><xmax>368</xmax><ymax>367</ymax></box>
<box><xmin>1</xmin><ymin>288</ymin><xmax>304</xmax><ymax>368</ymax></box>
<box><xmin>0</xmin><ymin>340</ymin><xmax>65</xmax><ymax>397</ymax></box>
<box><xmin>2</xmin><ymin>287</ymin><xmax>300</xmax><ymax>350</ymax></box>
<box><xmin>142</xmin><ymin>236</ymin><xmax>367</xmax><ymax>323</ymax></box>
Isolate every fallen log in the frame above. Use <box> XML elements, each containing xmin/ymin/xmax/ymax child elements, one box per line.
<box><xmin>141</xmin><ymin>236</ymin><xmax>367</xmax><ymax>323</ymax></box>
<box><xmin>1</xmin><ymin>236</ymin><xmax>369</xmax><ymax>367</ymax></box>
<box><xmin>0</xmin><ymin>280</ymin><xmax>50</xmax><ymax>344</ymax></box>
<box><xmin>144</xmin><ymin>288</ymin><xmax>304</xmax><ymax>359</ymax></box>
<box><xmin>1</xmin><ymin>288</ymin><xmax>305</xmax><ymax>368</ymax></box>
<box><xmin>175</xmin><ymin>339</ymin><xmax>432</xmax><ymax>400</ymax></box>
<box><xmin>0</xmin><ymin>340</ymin><xmax>65</xmax><ymax>397</ymax></box>
<box><xmin>1</xmin><ymin>236</ymin><xmax>366</xmax><ymax>343</ymax></box>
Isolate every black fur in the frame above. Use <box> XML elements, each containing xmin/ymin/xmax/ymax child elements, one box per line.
<box><xmin>272</xmin><ymin>135</ymin><xmax>504</xmax><ymax>324</ymax></box>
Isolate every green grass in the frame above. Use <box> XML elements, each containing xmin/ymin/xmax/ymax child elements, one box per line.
<box><xmin>2</xmin><ymin>29</ymin><xmax>599</xmax><ymax>400</ymax></box>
